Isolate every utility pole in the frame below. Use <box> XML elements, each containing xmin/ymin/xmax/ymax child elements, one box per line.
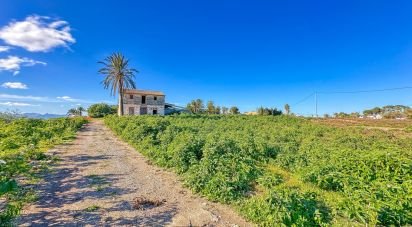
<box><xmin>315</xmin><ymin>92</ymin><xmax>318</xmax><ymax>117</ymax></box>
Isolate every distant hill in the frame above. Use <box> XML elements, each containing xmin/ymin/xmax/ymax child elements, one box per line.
<box><xmin>23</xmin><ymin>113</ymin><xmax>66</xmax><ymax>119</ymax></box>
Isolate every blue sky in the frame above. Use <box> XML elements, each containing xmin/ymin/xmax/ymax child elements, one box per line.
<box><xmin>0</xmin><ymin>0</ymin><xmax>412</xmax><ymax>115</ymax></box>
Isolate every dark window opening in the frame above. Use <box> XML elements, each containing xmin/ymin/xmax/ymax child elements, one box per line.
<box><xmin>130</xmin><ymin>94</ymin><xmax>133</xmax><ymax>99</ymax></box>
<box><xmin>153</xmin><ymin>109</ymin><xmax>158</xmax><ymax>115</ymax></box>
<box><xmin>142</xmin><ymin>96</ymin><xmax>146</xmax><ymax>104</ymax></box>
<box><xmin>154</xmin><ymin>96</ymin><xmax>157</xmax><ymax>101</ymax></box>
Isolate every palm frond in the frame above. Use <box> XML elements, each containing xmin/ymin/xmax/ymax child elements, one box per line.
<box><xmin>97</xmin><ymin>52</ymin><xmax>138</xmax><ymax>97</ymax></box>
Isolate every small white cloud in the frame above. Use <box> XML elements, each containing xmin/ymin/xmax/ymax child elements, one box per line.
<box><xmin>0</xmin><ymin>15</ymin><xmax>75</xmax><ymax>52</ymax></box>
<box><xmin>57</xmin><ymin>96</ymin><xmax>74</xmax><ymax>101</ymax></box>
<box><xmin>0</xmin><ymin>101</ymin><xmax>38</xmax><ymax>106</ymax></box>
<box><xmin>1</xmin><ymin>82</ymin><xmax>28</xmax><ymax>89</ymax></box>
<box><xmin>0</xmin><ymin>46</ymin><xmax>10</xmax><ymax>52</ymax></box>
<box><xmin>0</xmin><ymin>56</ymin><xmax>46</xmax><ymax>75</ymax></box>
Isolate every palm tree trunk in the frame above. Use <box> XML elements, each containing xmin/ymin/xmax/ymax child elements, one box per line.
<box><xmin>119</xmin><ymin>88</ymin><xmax>124</xmax><ymax>116</ymax></box>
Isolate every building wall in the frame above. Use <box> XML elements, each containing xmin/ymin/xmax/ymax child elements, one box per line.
<box><xmin>122</xmin><ymin>92</ymin><xmax>165</xmax><ymax>116</ymax></box>
<box><xmin>122</xmin><ymin>104</ymin><xmax>165</xmax><ymax>116</ymax></box>
<box><xmin>123</xmin><ymin>94</ymin><xmax>165</xmax><ymax>106</ymax></box>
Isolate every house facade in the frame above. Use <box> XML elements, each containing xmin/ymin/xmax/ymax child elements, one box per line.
<box><xmin>121</xmin><ymin>89</ymin><xmax>165</xmax><ymax>116</ymax></box>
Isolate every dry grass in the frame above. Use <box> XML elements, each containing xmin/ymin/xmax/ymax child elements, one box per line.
<box><xmin>132</xmin><ymin>197</ymin><xmax>166</xmax><ymax>210</ymax></box>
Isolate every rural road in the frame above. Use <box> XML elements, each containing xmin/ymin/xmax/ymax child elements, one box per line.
<box><xmin>18</xmin><ymin>120</ymin><xmax>250</xmax><ymax>226</ymax></box>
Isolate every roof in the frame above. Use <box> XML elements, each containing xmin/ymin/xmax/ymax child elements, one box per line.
<box><xmin>124</xmin><ymin>89</ymin><xmax>165</xmax><ymax>96</ymax></box>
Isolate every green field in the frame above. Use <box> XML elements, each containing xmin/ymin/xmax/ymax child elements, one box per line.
<box><xmin>105</xmin><ymin>115</ymin><xmax>412</xmax><ymax>226</ymax></box>
<box><xmin>0</xmin><ymin>117</ymin><xmax>87</xmax><ymax>223</ymax></box>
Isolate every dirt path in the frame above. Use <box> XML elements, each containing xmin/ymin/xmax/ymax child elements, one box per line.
<box><xmin>18</xmin><ymin>120</ymin><xmax>251</xmax><ymax>226</ymax></box>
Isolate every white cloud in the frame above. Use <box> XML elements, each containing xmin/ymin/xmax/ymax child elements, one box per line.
<box><xmin>0</xmin><ymin>93</ymin><xmax>49</xmax><ymax>102</ymax></box>
<box><xmin>0</xmin><ymin>15</ymin><xmax>75</xmax><ymax>52</ymax></box>
<box><xmin>0</xmin><ymin>93</ymin><xmax>103</xmax><ymax>104</ymax></box>
<box><xmin>0</xmin><ymin>56</ymin><xmax>46</xmax><ymax>75</ymax></box>
<box><xmin>1</xmin><ymin>82</ymin><xmax>28</xmax><ymax>89</ymax></box>
<box><xmin>57</xmin><ymin>96</ymin><xmax>75</xmax><ymax>101</ymax></box>
<box><xmin>56</xmin><ymin>96</ymin><xmax>94</xmax><ymax>103</ymax></box>
<box><xmin>0</xmin><ymin>46</ymin><xmax>10</xmax><ymax>52</ymax></box>
<box><xmin>0</xmin><ymin>101</ymin><xmax>38</xmax><ymax>106</ymax></box>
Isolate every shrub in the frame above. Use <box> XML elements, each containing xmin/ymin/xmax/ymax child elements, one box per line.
<box><xmin>88</xmin><ymin>103</ymin><xmax>116</xmax><ymax>118</ymax></box>
<box><xmin>104</xmin><ymin>115</ymin><xmax>412</xmax><ymax>226</ymax></box>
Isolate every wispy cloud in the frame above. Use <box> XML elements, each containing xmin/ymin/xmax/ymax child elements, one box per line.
<box><xmin>0</xmin><ymin>93</ymin><xmax>49</xmax><ymax>102</ymax></box>
<box><xmin>0</xmin><ymin>93</ymin><xmax>115</xmax><ymax>107</ymax></box>
<box><xmin>57</xmin><ymin>96</ymin><xmax>89</xmax><ymax>103</ymax></box>
<box><xmin>0</xmin><ymin>15</ymin><xmax>75</xmax><ymax>52</ymax></box>
<box><xmin>57</xmin><ymin>96</ymin><xmax>75</xmax><ymax>102</ymax></box>
<box><xmin>0</xmin><ymin>46</ymin><xmax>10</xmax><ymax>52</ymax></box>
<box><xmin>1</xmin><ymin>82</ymin><xmax>28</xmax><ymax>89</ymax></box>
<box><xmin>0</xmin><ymin>101</ymin><xmax>39</xmax><ymax>106</ymax></box>
<box><xmin>0</xmin><ymin>56</ymin><xmax>46</xmax><ymax>75</ymax></box>
<box><xmin>0</xmin><ymin>93</ymin><xmax>111</xmax><ymax>105</ymax></box>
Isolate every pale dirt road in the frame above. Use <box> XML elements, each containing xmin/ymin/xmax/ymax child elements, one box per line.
<box><xmin>17</xmin><ymin>120</ymin><xmax>251</xmax><ymax>226</ymax></box>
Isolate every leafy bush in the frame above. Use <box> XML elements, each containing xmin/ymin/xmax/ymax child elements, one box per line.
<box><xmin>104</xmin><ymin>115</ymin><xmax>412</xmax><ymax>226</ymax></box>
<box><xmin>87</xmin><ymin>103</ymin><xmax>116</xmax><ymax>118</ymax></box>
<box><xmin>240</xmin><ymin>188</ymin><xmax>332</xmax><ymax>226</ymax></box>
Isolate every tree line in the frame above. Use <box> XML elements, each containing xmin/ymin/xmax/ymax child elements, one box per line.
<box><xmin>186</xmin><ymin>99</ymin><xmax>239</xmax><ymax>114</ymax></box>
<box><xmin>325</xmin><ymin>105</ymin><xmax>412</xmax><ymax>119</ymax></box>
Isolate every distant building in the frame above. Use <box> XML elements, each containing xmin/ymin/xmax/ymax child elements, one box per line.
<box><xmin>164</xmin><ymin>103</ymin><xmax>190</xmax><ymax>115</ymax></box>
<box><xmin>121</xmin><ymin>89</ymin><xmax>165</xmax><ymax>115</ymax></box>
<box><xmin>366</xmin><ymin>114</ymin><xmax>383</xmax><ymax>120</ymax></box>
<box><xmin>245</xmin><ymin>111</ymin><xmax>258</xmax><ymax>115</ymax></box>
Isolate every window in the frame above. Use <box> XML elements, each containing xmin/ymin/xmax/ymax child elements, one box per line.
<box><xmin>130</xmin><ymin>94</ymin><xmax>133</xmax><ymax>99</ymax></box>
<box><xmin>129</xmin><ymin>107</ymin><xmax>135</xmax><ymax>115</ymax></box>
<box><xmin>153</xmin><ymin>109</ymin><xmax>158</xmax><ymax>115</ymax></box>
<box><xmin>142</xmin><ymin>96</ymin><xmax>146</xmax><ymax>104</ymax></box>
<box><xmin>154</xmin><ymin>96</ymin><xmax>157</xmax><ymax>101</ymax></box>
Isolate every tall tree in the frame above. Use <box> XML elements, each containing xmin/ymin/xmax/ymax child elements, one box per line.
<box><xmin>257</xmin><ymin>106</ymin><xmax>265</xmax><ymax>115</ymax></box>
<box><xmin>77</xmin><ymin>106</ymin><xmax>85</xmax><ymax>116</ymax></box>
<box><xmin>207</xmin><ymin>101</ymin><xmax>216</xmax><ymax>114</ymax></box>
<box><xmin>229</xmin><ymin>106</ymin><xmax>240</xmax><ymax>114</ymax></box>
<box><xmin>221</xmin><ymin>106</ymin><xmax>229</xmax><ymax>115</ymax></box>
<box><xmin>215</xmin><ymin>106</ymin><xmax>221</xmax><ymax>114</ymax></box>
<box><xmin>98</xmin><ymin>53</ymin><xmax>138</xmax><ymax>116</ymax></box>
<box><xmin>187</xmin><ymin>99</ymin><xmax>205</xmax><ymax>114</ymax></box>
<box><xmin>67</xmin><ymin>108</ymin><xmax>79</xmax><ymax>116</ymax></box>
<box><xmin>195</xmin><ymin>99</ymin><xmax>204</xmax><ymax>113</ymax></box>
<box><xmin>284</xmin><ymin>104</ymin><xmax>290</xmax><ymax>115</ymax></box>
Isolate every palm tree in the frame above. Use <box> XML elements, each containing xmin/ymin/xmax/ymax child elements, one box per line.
<box><xmin>77</xmin><ymin>106</ymin><xmax>85</xmax><ymax>116</ymax></box>
<box><xmin>98</xmin><ymin>53</ymin><xmax>138</xmax><ymax>116</ymax></box>
<box><xmin>284</xmin><ymin>104</ymin><xmax>290</xmax><ymax>115</ymax></box>
<box><xmin>67</xmin><ymin>108</ymin><xmax>78</xmax><ymax>116</ymax></box>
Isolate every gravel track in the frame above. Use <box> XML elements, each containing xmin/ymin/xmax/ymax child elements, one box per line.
<box><xmin>18</xmin><ymin>120</ymin><xmax>251</xmax><ymax>226</ymax></box>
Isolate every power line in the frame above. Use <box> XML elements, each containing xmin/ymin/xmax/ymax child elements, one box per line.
<box><xmin>317</xmin><ymin>86</ymin><xmax>412</xmax><ymax>94</ymax></box>
<box><xmin>292</xmin><ymin>92</ymin><xmax>315</xmax><ymax>106</ymax></box>
<box><xmin>291</xmin><ymin>86</ymin><xmax>412</xmax><ymax>116</ymax></box>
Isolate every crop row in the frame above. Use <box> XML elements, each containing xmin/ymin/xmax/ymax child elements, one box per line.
<box><xmin>105</xmin><ymin>115</ymin><xmax>412</xmax><ymax>226</ymax></box>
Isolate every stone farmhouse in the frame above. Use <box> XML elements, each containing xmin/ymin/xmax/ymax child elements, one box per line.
<box><xmin>121</xmin><ymin>89</ymin><xmax>165</xmax><ymax>116</ymax></box>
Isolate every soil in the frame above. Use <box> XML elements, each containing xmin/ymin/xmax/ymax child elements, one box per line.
<box><xmin>17</xmin><ymin>120</ymin><xmax>251</xmax><ymax>226</ymax></box>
